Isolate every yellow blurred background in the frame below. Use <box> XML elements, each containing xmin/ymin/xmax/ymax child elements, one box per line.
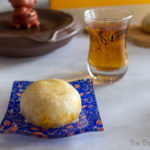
<box><xmin>50</xmin><ymin>0</ymin><xmax>150</xmax><ymax>9</ymax></box>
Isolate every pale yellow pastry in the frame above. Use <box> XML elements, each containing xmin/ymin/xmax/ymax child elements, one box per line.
<box><xmin>141</xmin><ymin>13</ymin><xmax>150</xmax><ymax>33</ymax></box>
<box><xmin>20</xmin><ymin>79</ymin><xmax>81</xmax><ymax>129</ymax></box>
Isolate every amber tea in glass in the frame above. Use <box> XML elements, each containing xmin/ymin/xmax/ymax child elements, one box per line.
<box><xmin>84</xmin><ymin>8</ymin><xmax>132</xmax><ymax>83</ymax></box>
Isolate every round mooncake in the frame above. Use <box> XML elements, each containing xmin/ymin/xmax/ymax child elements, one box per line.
<box><xmin>20</xmin><ymin>79</ymin><xmax>81</xmax><ymax>128</ymax></box>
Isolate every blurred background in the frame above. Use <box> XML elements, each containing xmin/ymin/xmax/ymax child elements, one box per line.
<box><xmin>1</xmin><ymin>0</ymin><xmax>150</xmax><ymax>24</ymax></box>
<box><xmin>0</xmin><ymin>0</ymin><xmax>49</xmax><ymax>10</ymax></box>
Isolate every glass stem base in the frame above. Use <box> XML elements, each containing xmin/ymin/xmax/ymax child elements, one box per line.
<box><xmin>87</xmin><ymin>63</ymin><xmax>128</xmax><ymax>84</ymax></box>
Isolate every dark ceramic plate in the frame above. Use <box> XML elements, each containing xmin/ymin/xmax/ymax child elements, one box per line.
<box><xmin>0</xmin><ymin>9</ymin><xmax>81</xmax><ymax>57</ymax></box>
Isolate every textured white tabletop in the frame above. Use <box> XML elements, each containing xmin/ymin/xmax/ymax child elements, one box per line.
<box><xmin>1</xmin><ymin>2</ymin><xmax>150</xmax><ymax>150</ymax></box>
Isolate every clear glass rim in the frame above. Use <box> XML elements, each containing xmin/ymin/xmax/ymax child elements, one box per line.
<box><xmin>84</xmin><ymin>7</ymin><xmax>133</xmax><ymax>22</ymax></box>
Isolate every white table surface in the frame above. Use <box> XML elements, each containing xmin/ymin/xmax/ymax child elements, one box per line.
<box><xmin>1</xmin><ymin>2</ymin><xmax>150</xmax><ymax>150</ymax></box>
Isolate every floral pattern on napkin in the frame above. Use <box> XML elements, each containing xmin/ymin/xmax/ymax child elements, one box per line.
<box><xmin>0</xmin><ymin>79</ymin><xmax>103</xmax><ymax>138</ymax></box>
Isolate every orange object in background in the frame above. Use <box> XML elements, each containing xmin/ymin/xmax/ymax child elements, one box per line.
<box><xmin>50</xmin><ymin>0</ymin><xmax>150</xmax><ymax>9</ymax></box>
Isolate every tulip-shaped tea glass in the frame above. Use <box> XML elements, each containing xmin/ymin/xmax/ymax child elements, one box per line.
<box><xmin>84</xmin><ymin>8</ymin><xmax>132</xmax><ymax>83</ymax></box>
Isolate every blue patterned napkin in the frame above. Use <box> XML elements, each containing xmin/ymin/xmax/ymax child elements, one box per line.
<box><xmin>0</xmin><ymin>79</ymin><xmax>103</xmax><ymax>138</ymax></box>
